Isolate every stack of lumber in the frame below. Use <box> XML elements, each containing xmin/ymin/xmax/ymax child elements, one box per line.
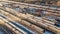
<box><xmin>0</xmin><ymin>1</ymin><xmax>60</xmax><ymax>34</ymax></box>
